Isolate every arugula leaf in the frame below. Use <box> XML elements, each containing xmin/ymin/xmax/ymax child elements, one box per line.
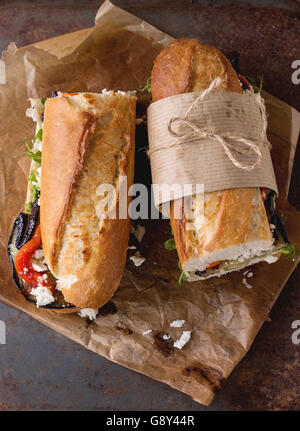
<box><xmin>25</xmin><ymin>128</ymin><xmax>43</xmax><ymax>164</ymax></box>
<box><xmin>25</xmin><ymin>202</ymin><xmax>33</xmax><ymax>213</ymax></box>
<box><xmin>33</xmin><ymin>128</ymin><xmax>43</xmax><ymax>143</ymax></box>
<box><xmin>164</xmin><ymin>238</ymin><xmax>176</xmax><ymax>250</ymax></box>
<box><xmin>138</xmin><ymin>77</ymin><xmax>152</xmax><ymax>94</ymax></box>
<box><xmin>26</xmin><ymin>170</ymin><xmax>40</xmax><ymax>213</ymax></box>
<box><xmin>244</xmin><ymin>74</ymin><xmax>264</xmax><ymax>93</ymax></box>
<box><xmin>28</xmin><ymin>170</ymin><xmax>37</xmax><ymax>183</ymax></box>
<box><xmin>40</xmin><ymin>97</ymin><xmax>47</xmax><ymax>105</ymax></box>
<box><xmin>280</xmin><ymin>243</ymin><xmax>296</xmax><ymax>261</ymax></box>
<box><xmin>26</xmin><ymin>149</ymin><xmax>41</xmax><ymax>164</ymax></box>
<box><xmin>178</xmin><ymin>260</ymin><xmax>187</xmax><ymax>285</ymax></box>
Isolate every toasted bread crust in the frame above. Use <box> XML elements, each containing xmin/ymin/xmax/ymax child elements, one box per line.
<box><xmin>152</xmin><ymin>39</ymin><xmax>273</xmax><ymax>274</ymax></box>
<box><xmin>152</xmin><ymin>39</ymin><xmax>241</xmax><ymax>102</ymax></box>
<box><xmin>41</xmin><ymin>93</ymin><xmax>136</xmax><ymax>308</ymax></box>
<box><xmin>41</xmin><ymin>97</ymin><xmax>97</xmax><ymax>272</ymax></box>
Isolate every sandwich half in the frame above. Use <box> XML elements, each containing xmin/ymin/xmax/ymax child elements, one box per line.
<box><xmin>151</xmin><ymin>39</ymin><xmax>290</xmax><ymax>281</ymax></box>
<box><xmin>8</xmin><ymin>90</ymin><xmax>136</xmax><ymax>312</ymax></box>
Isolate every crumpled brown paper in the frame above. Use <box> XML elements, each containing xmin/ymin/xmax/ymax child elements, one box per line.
<box><xmin>148</xmin><ymin>90</ymin><xmax>278</xmax><ymax>208</ymax></box>
<box><xmin>0</xmin><ymin>0</ymin><xmax>299</xmax><ymax>406</ymax></box>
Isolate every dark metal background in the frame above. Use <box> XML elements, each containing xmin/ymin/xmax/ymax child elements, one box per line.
<box><xmin>0</xmin><ymin>0</ymin><xmax>299</xmax><ymax>411</ymax></box>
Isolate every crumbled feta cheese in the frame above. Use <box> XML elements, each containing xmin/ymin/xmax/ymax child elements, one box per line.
<box><xmin>247</xmin><ymin>272</ymin><xmax>253</xmax><ymax>278</ymax></box>
<box><xmin>33</xmin><ymin>249</ymin><xmax>44</xmax><ymax>259</ymax></box>
<box><xmin>26</xmin><ymin>98</ymin><xmax>44</xmax><ymax>129</ymax></box>
<box><xmin>173</xmin><ymin>331</ymin><xmax>191</xmax><ymax>350</ymax></box>
<box><xmin>162</xmin><ymin>334</ymin><xmax>170</xmax><ymax>340</ymax></box>
<box><xmin>30</xmin><ymin>285</ymin><xmax>55</xmax><ymax>307</ymax></box>
<box><xmin>130</xmin><ymin>224</ymin><xmax>146</xmax><ymax>242</ymax></box>
<box><xmin>78</xmin><ymin>308</ymin><xmax>99</xmax><ymax>320</ymax></box>
<box><xmin>142</xmin><ymin>329</ymin><xmax>152</xmax><ymax>336</ymax></box>
<box><xmin>34</xmin><ymin>139</ymin><xmax>42</xmax><ymax>152</ymax></box>
<box><xmin>101</xmin><ymin>88</ymin><xmax>136</xmax><ymax>97</ymax></box>
<box><xmin>130</xmin><ymin>251</ymin><xmax>145</xmax><ymax>267</ymax></box>
<box><xmin>170</xmin><ymin>319</ymin><xmax>185</xmax><ymax>328</ymax></box>
<box><xmin>242</xmin><ymin>278</ymin><xmax>253</xmax><ymax>289</ymax></box>
<box><xmin>263</xmin><ymin>255</ymin><xmax>279</xmax><ymax>264</ymax></box>
<box><xmin>23</xmin><ymin>267</ymin><xmax>28</xmax><ymax>274</ymax></box>
<box><xmin>101</xmin><ymin>88</ymin><xmax>113</xmax><ymax>95</ymax></box>
<box><xmin>32</xmin><ymin>261</ymin><xmax>48</xmax><ymax>272</ymax></box>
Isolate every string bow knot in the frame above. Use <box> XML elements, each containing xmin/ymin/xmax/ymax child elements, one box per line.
<box><xmin>155</xmin><ymin>77</ymin><xmax>270</xmax><ymax>172</ymax></box>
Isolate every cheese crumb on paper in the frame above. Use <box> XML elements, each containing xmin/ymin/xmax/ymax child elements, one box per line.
<box><xmin>173</xmin><ymin>331</ymin><xmax>191</xmax><ymax>350</ymax></box>
<box><xmin>130</xmin><ymin>251</ymin><xmax>145</xmax><ymax>267</ymax></box>
<box><xmin>78</xmin><ymin>308</ymin><xmax>99</xmax><ymax>320</ymax></box>
<box><xmin>263</xmin><ymin>255</ymin><xmax>279</xmax><ymax>264</ymax></box>
<box><xmin>170</xmin><ymin>319</ymin><xmax>185</xmax><ymax>328</ymax></box>
<box><xmin>142</xmin><ymin>329</ymin><xmax>152</xmax><ymax>336</ymax></box>
<box><xmin>242</xmin><ymin>277</ymin><xmax>253</xmax><ymax>289</ymax></box>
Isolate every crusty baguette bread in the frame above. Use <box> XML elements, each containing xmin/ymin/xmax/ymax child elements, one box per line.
<box><xmin>40</xmin><ymin>92</ymin><xmax>136</xmax><ymax>307</ymax></box>
<box><xmin>151</xmin><ymin>39</ymin><xmax>274</xmax><ymax>279</ymax></box>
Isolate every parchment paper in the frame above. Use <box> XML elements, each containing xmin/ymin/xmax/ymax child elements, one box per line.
<box><xmin>0</xmin><ymin>0</ymin><xmax>299</xmax><ymax>406</ymax></box>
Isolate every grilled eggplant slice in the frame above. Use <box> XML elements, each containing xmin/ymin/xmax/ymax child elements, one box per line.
<box><xmin>8</xmin><ymin>207</ymin><xmax>75</xmax><ymax>311</ymax></box>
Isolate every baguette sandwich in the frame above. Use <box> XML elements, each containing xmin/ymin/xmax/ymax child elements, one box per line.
<box><xmin>8</xmin><ymin>90</ymin><xmax>136</xmax><ymax>314</ymax></box>
<box><xmin>151</xmin><ymin>39</ymin><xmax>292</xmax><ymax>281</ymax></box>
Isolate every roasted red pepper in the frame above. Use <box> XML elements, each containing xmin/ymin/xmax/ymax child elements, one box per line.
<box><xmin>207</xmin><ymin>260</ymin><xmax>221</xmax><ymax>269</ymax></box>
<box><xmin>14</xmin><ymin>224</ymin><xmax>54</xmax><ymax>293</ymax></box>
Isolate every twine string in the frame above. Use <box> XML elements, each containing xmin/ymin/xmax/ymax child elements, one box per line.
<box><xmin>149</xmin><ymin>77</ymin><xmax>270</xmax><ymax>171</ymax></box>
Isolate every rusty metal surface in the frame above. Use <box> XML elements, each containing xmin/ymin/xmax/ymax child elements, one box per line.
<box><xmin>0</xmin><ymin>0</ymin><xmax>299</xmax><ymax>411</ymax></box>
